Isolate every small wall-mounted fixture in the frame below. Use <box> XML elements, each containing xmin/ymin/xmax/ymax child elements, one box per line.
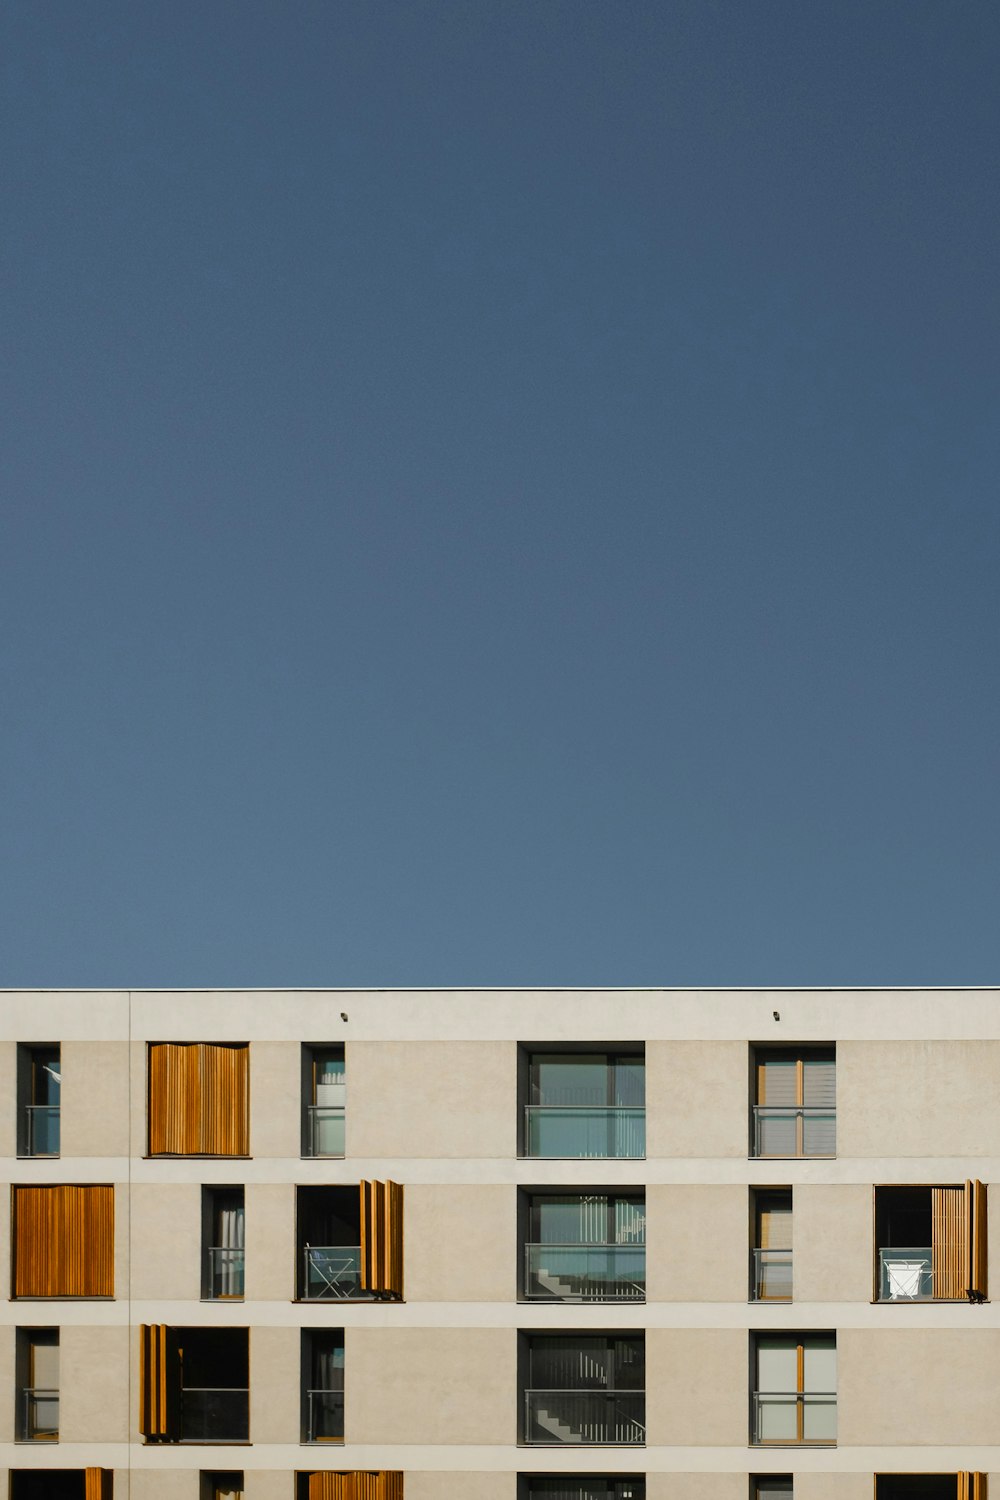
<box><xmin>340</xmin><ymin>1012</ymin><xmax>349</xmax><ymax>1022</ymax></box>
<box><xmin>772</xmin><ymin>1010</ymin><xmax>780</xmax><ymax>1021</ymax></box>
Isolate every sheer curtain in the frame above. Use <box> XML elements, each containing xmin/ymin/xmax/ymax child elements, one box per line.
<box><xmin>216</xmin><ymin>1200</ymin><xmax>245</xmax><ymax>1297</ymax></box>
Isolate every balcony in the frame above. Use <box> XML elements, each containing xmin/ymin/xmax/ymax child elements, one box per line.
<box><xmin>524</xmin><ymin>1244</ymin><xmax>645</xmax><ymax>1301</ymax></box>
<box><xmin>524</xmin><ymin>1107</ymin><xmax>645</xmax><ymax>1160</ymax></box>
<box><xmin>524</xmin><ymin>1389</ymin><xmax>645</xmax><ymax>1445</ymax></box>
<box><xmin>752</xmin><ymin>1390</ymin><xmax>836</xmax><ymax>1444</ymax></box>
<box><xmin>879</xmin><ymin>1247</ymin><xmax>933</xmax><ymax>1301</ymax></box>
<box><xmin>752</xmin><ymin>1106</ymin><xmax>835</xmax><ymax>1159</ymax></box>
<box><xmin>302</xmin><ymin>1246</ymin><xmax>362</xmax><ymax>1300</ymax></box>
<box><xmin>206</xmin><ymin>1246</ymin><xmax>245</xmax><ymax>1300</ymax></box>
<box><xmin>306</xmin><ymin>1104</ymin><xmax>345</xmax><ymax>1157</ymax></box>
<box><xmin>306</xmin><ymin>1388</ymin><xmax>345</xmax><ymax>1442</ymax></box>
<box><xmin>24</xmin><ymin>1106</ymin><xmax>60</xmax><ymax>1158</ymax></box>
<box><xmin>751</xmin><ymin>1248</ymin><xmax>793</xmax><ymax>1302</ymax></box>
<box><xmin>179</xmin><ymin>1386</ymin><xmax>249</xmax><ymax>1442</ymax></box>
<box><xmin>20</xmin><ymin>1388</ymin><xmax>58</xmax><ymax>1441</ymax></box>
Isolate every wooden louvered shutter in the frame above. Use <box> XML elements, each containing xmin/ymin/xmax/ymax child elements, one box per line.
<box><xmin>966</xmin><ymin>1179</ymin><xmax>988</xmax><ymax>1300</ymax></box>
<box><xmin>959</xmin><ymin>1476</ymin><xmax>988</xmax><ymax>1500</ymax></box>
<box><xmin>85</xmin><ymin>1469</ymin><xmax>113</xmax><ymax>1500</ymax></box>
<box><xmin>13</xmin><ymin>1184</ymin><xmax>114</xmax><ymax>1297</ymax></box>
<box><xmin>307</xmin><ymin>1477</ymin><xmax>402</xmax><ymax>1500</ymax></box>
<box><xmin>139</xmin><ymin>1324</ymin><xmax>180</xmax><ymax>1439</ymax></box>
<box><xmin>149</xmin><ymin>1043</ymin><xmax>248</xmax><ymax>1155</ymax></box>
<box><xmin>381</xmin><ymin>1473</ymin><xmax>404</xmax><ymax>1500</ymax></box>
<box><xmin>932</xmin><ymin>1187</ymin><xmax>967</xmax><ymax>1299</ymax></box>
<box><xmin>360</xmin><ymin>1180</ymin><xmax>404</xmax><ymax>1298</ymax></box>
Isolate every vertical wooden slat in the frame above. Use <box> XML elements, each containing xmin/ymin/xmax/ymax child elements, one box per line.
<box><xmin>932</xmin><ymin>1186</ymin><xmax>966</xmax><ymax>1298</ymax></box>
<box><xmin>85</xmin><ymin>1468</ymin><xmax>113</xmax><ymax>1500</ymax></box>
<box><xmin>359</xmin><ymin>1181</ymin><xmax>404</xmax><ymax>1298</ymax></box>
<box><xmin>968</xmin><ymin>1179</ymin><xmax>988</xmax><ymax>1300</ymax></box>
<box><xmin>13</xmin><ymin>1185</ymin><xmax>114</xmax><ymax>1297</ymax></box>
<box><xmin>959</xmin><ymin>1475</ymin><xmax>970</xmax><ymax>1500</ymax></box>
<box><xmin>307</xmin><ymin>1478</ymin><xmax>402</xmax><ymax>1500</ymax></box>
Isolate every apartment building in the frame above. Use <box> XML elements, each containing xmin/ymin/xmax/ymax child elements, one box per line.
<box><xmin>0</xmin><ymin>986</ymin><xmax>998</xmax><ymax>1500</ymax></box>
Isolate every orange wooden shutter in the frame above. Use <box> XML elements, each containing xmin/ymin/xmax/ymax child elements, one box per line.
<box><xmin>85</xmin><ymin>1468</ymin><xmax>113</xmax><ymax>1500</ymax></box>
<box><xmin>13</xmin><ymin>1185</ymin><xmax>114</xmax><ymax>1297</ymax></box>
<box><xmin>966</xmin><ymin>1180</ymin><xmax>988</xmax><ymax>1300</ymax></box>
<box><xmin>139</xmin><ymin>1323</ymin><xmax>180</xmax><ymax>1439</ymax></box>
<box><xmin>959</xmin><ymin>1476</ymin><xmax>987</xmax><ymax>1500</ymax></box>
<box><xmin>931</xmin><ymin>1186</ymin><xmax>966</xmax><ymax>1298</ymax></box>
<box><xmin>359</xmin><ymin>1181</ymin><xmax>404</xmax><ymax>1298</ymax></box>
<box><xmin>149</xmin><ymin>1043</ymin><xmax>248</xmax><ymax>1155</ymax></box>
<box><xmin>307</xmin><ymin>1478</ymin><xmax>402</xmax><ymax>1500</ymax></box>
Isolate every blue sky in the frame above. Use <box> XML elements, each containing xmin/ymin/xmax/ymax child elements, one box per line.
<box><xmin>2</xmin><ymin>0</ymin><xmax>998</xmax><ymax>987</ymax></box>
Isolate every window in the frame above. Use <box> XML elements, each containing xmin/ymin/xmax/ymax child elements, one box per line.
<box><xmin>16</xmin><ymin>1328</ymin><xmax>58</xmax><ymax>1440</ymax></box>
<box><xmin>147</xmin><ymin>1043</ymin><xmax>249</xmax><ymax>1156</ymax></box>
<box><xmin>12</xmin><ymin>1185</ymin><xmax>114</xmax><ymax>1298</ymax></box>
<box><xmin>139</xmin><ymin>1326</ymin><xmax>248</xmax><ymax>1442</ymax></box>
<box><xmin>522</xmin><ymin>1049</ymin><xmax>645</xmax><ymax>1159</ymax></box>
<box><xmin>751</xmin><ymin>1190</ymin><xmax>792</xmax><ymax>1301</ymax></box>
<box><xmin>301</xmin><ymin>1329</ymin><xmax>345</xmax><ymax>1442</ymax></box>
<box><xmin>752</xmin><ymin>1479</ymin><xmax>792</xmax><ymax>1500</ymax></box>
<box><xmin>751</xmin><ymin>1046</ymin><xmax>835</xmax><ymax>1158</ymax></box>
<box><xmin>200</xmin><ymin>1474</ymin><xmax>243</xmax><ymax>1500</ymax></box>
<box><xmin>295</xmin><ymin>1475</ymin><xmax>403</xmax><ymax>1500</ymax></box>
<box><xmin>17</xmin><ymin>1045</ymin><xmax>60</xmax><ymax>1157</ymax></box>
<box><xmin>202</xmin><ymin>1187</ymin><xmax>245</xmax><ymax>1300</ymax></box>
<box><xmin>297</xmin><ymin>1181</ymin><xmax>403</xmax><ymax>1301</ymax></box>
<box><xmin>875</xmin><ymin>1182</ymin><xmax>987</xmax><ymax>1302</ymax></box>
<box><xmin>752</xmin><ymin>1333</ymin><xmax>836</xmax><ymax>1445</ymax></box>
<box><xmin>523</xmin><ymin>1482</ymin><xmax>645</xmax><ymax>1500</ymax></box>
<box><xmin>9</xmin><ymin>1474</ymin><xmax>111</xmax><ymax>1500</ymax></box>
<box><xmin>876</xmin><ymin>1481</ymin><xmax>986</xmax><ymax>1500</ymax></box>
<box><xmin>303</xmin><ymin>1045</ymin><xmax>345</xmax><ymax>1157</ymax></box>
<box><xmin>523</xmin><ymin>1335</ymin><xmax>645</xmax><ymax>1445</ymax></box>
<box><xmin>522</xmin><ymin>1193</ymin><xmax>645</xmax><ymax>1301</ymax></box>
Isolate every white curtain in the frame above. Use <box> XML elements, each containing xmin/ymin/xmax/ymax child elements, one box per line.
<box><xmin>217</xmin><ymin>1202</ymin><xmax>245</xmax><ymax>1296</ymax></box>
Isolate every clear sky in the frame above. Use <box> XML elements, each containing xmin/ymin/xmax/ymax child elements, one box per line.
<box><xmin>2</xmin><ymin>1</ymin><xmax>999</xmax><ymax>989</ymax></box>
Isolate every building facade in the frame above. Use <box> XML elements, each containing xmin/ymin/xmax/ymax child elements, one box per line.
<box><xmin>0</xmin><ymin>986</ymin><xmax>998</xmax><ymax>1500</ymax></box>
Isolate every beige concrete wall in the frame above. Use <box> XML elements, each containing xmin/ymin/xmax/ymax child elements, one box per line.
<box><xmin>794</xmin><ymin>1183</ymin><xmax>872</xmax><ymax>1302</ymax></box>
<box><xmin>646</xmin><ymin>1041</ymin><xmax>748</xmax><ymax>1158</ymax></box>
<box><xmin>130</xmin><ymin>1037</ymin><xmax>148</xmax><ymax>1155</ymax></box>
<box><xmin>406</xmin><ymin>1184</ymin><xmax>516</xmax><ymax>1302</ymax></box>
<box><xmin>246</xmin><ymin>1477</ymin><xmax>295</xmax><ymax>1500</ymax></box>
<box><xmin>60</xmin><ymin>1324</ymin><xmax>130</xmax><ymax>1442</ymax></box>
<box><xmin>838</xmin><ymin>1041</ymin><xmax>1000</xmax><ymax>1158</ymax></box>
<box><xmin>129</xmin><ymin>1476</ymin><xmax>199</xmax><ymax>1500</ymax></box>
<box><xmin>345</xmin><ymin>1327</ymin><xmax>516</xmax><ymax>1444</ymax></box>
<box><xmin>403</xmin><ymin>1478</ymin><xmax>513</xmax><ymax>1500</ymax></box>
<box><xmin>250</xmin><ymin>1325</ymin><xmax>300</xmax><ymax>1444</ymax></box>
<box><xmin>839</xmin><ymin>1328</ymin><xmax>1000</xmax><ymax>1444</ymax></box>
<box><xmin>795</xmin><ymin>1478</ymin><xmax>873</xmax><ymax>1500</ymax></box>
<box><xmin>251</xmin><ymin>1040</ymin><xmax>301</xmax><ymax>1158</ymax></box>
<box><xmin>348</xmin><ymin>1042</ymin><xmax>517</xmax><ymax>1158</ymax></box>
<box><xmin>646</xmin><ymin>1185</ymin><xmax>747</xmax><ymax>1301</ymax></box>
<box><xmin>62</xmin><ymin>1040</ymin><xmax>130</xmax><ymax>1157</ymax></box>
<box><xmin>646</xmin><ymin>1328</ymin><xmax>747</xmax><ymax>1445</ymax></box>
<box><xmin>129</xmin><ymin>1182</ymin><xmax>202</xmax><ymax>1300</ymax></box>
<box><xmin>647</xmin><ymin>1478</ymin><xmax>744</xmax><ymax>1500</ymax></box>
<box><xmin>246</xmin><ymin>1181</ymin><xmax>295</xmax><ymax>1301</ymax></box>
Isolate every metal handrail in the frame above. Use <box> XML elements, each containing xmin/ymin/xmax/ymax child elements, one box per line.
<box><xmin>523</xmin><ymin>1387</ymin><xmax>646</xmax><ymax>1445</ymax></box>
<box><xmin>750</xmin><ymin>1247</ymin><xmax>793</xmax><ymax>1301</ymax></box>
<box><xmin>21</xmin><ymin>1387</ymin><xmax>58</xmax><ymax>1440</ymax></box>
<box><xmin>206</xmin><ymin>1245</ymin><xmax>245</xmax><ymax>1298</ymax></box>
<box><xmin>24</xmin><ymin>1105</ymin><xmax>60</xmax><ymax>1157</ymax></box>
<box><xmin>524</xmin><ymin>1242</ymin><xmax>646</xmax><ymax>1301</ymax></box>
<box><xmin>878</xmin><ymin>1246</ymin><xmax>933</xmax><ymax>1301</ymax></box>
<box><xmin>306</xmin><ymin>1387</ymin><xmax>345</xmax><ymax>1442</ymax></box>
<box><xmin>751</xmin><ymin>1105</ymin><xmax>836</xmax><ymax>1159</ymax></box>
<box><xmin>524</xmin><ymin>1105</ymin><xmax>646</xmax><ymax>1160</ymax></box>
<box><xmin>752</xmin><ymin>1389</ymin><xmax>836</xmax><ymax>1444</ymax></box>
<box><xmin>306</xmin><ymin>1104</ymin><xmax>345</xmax><ymax>1157</ymax></box>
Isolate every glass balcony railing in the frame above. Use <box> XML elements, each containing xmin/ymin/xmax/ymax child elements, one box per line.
<box><xmin>24</xmin><ymin>1105</ymin><xmax>60</xmax><ymax>1157</ymax></box>
<box><xmin>879</xmin><ymin>1247</ymin><xmax>933</xmax><ymax>1301</ymax></box>
<box><xmin>206</xmin><ymin>1246</ymin><xmax>245</xmax><ymax>1299</ymax></box>
<box><xmin>21</xmin><ymin>1387</ymin><xmax>58</xmax><ymax>1440</ymax></box>
<box><xmin>524</xmin><ymin>1389</ymin><xmax>646</xmax><ymax>1445</ymax></box>
<box><xmin>524</xmin><ymin>1107</ymin><xmax>645</xmax><ymax>1159</ymax></box>
<box><xmin>752</xmin><ymin>1390</ymin><xmax>836</xmax><ymax>1444</ymax></box>
<box><xmin>179</xmin><ymin>1387</ymin><xmax>249</xmax><ymax>1442</ymax></box>
<box><xmin>306</xmin><ymin>1105</ymin><xmax>345</xmax><ymax>1157</ymax></box>
<box><xmin>302</xmin><ymin>1245</ymin><xmax>362</xmax><ymax>1299</ymax></box>
<box><xmin>752</xmin><ymin>1106</ymin><xmax>836</xmax><ymax>1159</ymax></box>
<box><xmin>751</xmin><ymin>1247</ymin><xmax>793</xmax><ymax>1301</ymax></box>
<box><xmin>524</xmin><ymin>1243</ymin><xmax>645</xmax><ymax>1301</ymax></box>
<box><xmin>306</xmin><ymin>1388</ymin><xmax>345</xmax><ymax>1442</ymax></box>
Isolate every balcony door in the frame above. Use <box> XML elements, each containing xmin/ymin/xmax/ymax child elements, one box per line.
<box><xmin>754</xmin><ymin>1334</ymin><xmax>836</xmax><ymax>1444</ymax></box>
